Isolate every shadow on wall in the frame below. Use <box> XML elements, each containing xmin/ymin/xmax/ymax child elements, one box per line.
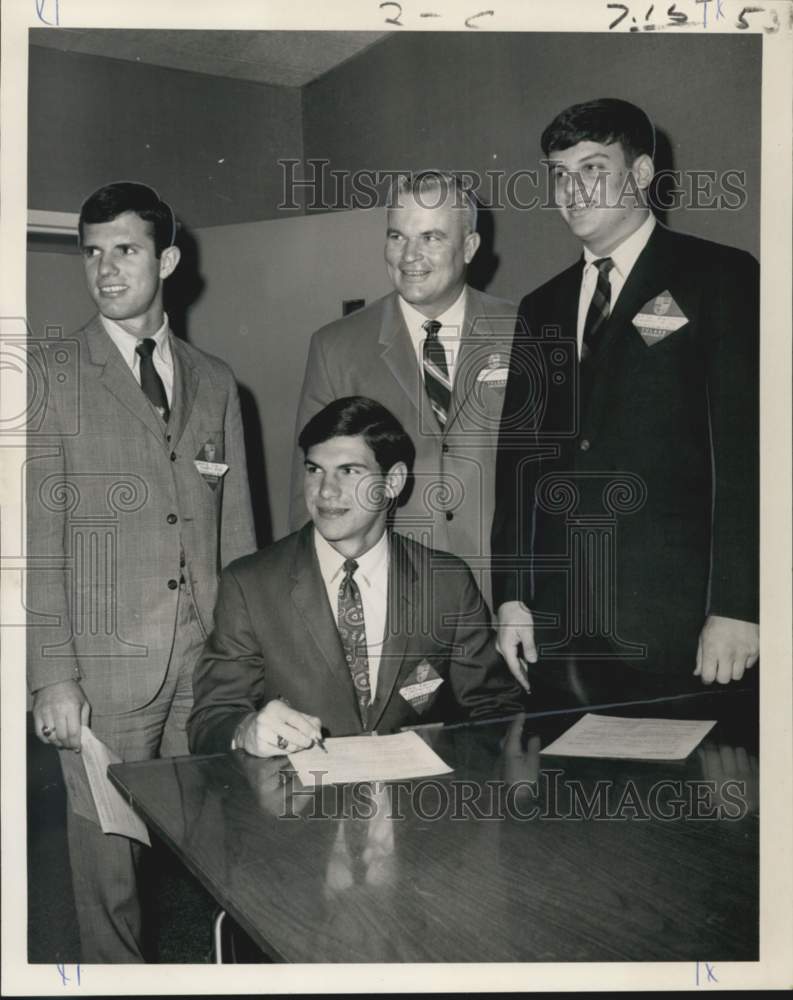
<box><xmin>467</xmin><ymin>204</ymin><xmax>500</xmax><ymax>294</ymax></box>
<box><xmin>165</xmin><ymin>222</ymin><xmax>272</xmax><ymax>549</ymax></box>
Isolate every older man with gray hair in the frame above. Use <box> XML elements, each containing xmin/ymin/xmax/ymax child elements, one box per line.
<box><xmin>291</xmin><ymin>171</ymin><xmax>515</xmax><ymax>609</ymax></box>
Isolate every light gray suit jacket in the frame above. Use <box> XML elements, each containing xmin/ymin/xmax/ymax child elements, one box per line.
<box><xmin>26</xmin><ymin>316</ymin><xmax>256</xmax><ymax>716</ymax></box>
<box><xmin>290</xmin><ymin>287</ymin><xmax>515</xmax><ymax>607</ymax></box>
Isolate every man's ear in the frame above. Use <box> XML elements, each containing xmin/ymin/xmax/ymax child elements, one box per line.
<box><xmin>384</xmin><ymin>461</ymin><xmax>408</xmax><ymax>501</ymax></box>
<box><xmin>159</xmin><ymin>245</ymin><xmax>181</xmax><ymax>280</ymax></box>
<box><xmin>464</xmin><ymin>231</ymin><xmax>481</xmax><ymax>264</ymax></box>
<box><xmin>632</xmin><ymin>154</ymin><xmax>655</xmax><ymax>191</ymax></box>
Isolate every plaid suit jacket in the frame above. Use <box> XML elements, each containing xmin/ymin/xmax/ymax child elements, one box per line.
<box><xmin>26</xmin><ymin>316</ymin><xmax>256</xmax><ymax>715</ymax></box>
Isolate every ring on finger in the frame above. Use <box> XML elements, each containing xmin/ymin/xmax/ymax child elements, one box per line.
<box><xmin>276</xmin><ymin>734</ymin><xmax>289</xmax><ymax>751</ymax></box>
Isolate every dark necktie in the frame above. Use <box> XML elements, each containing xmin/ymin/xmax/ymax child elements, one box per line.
<box><xmin>337</xmin><ymin>558</ymin><xmax>371</xmax><ymax>727</ymax></box>
<box><xmin>581</xmin><ymin>257</ymin><xmax>615</xmax><ymax>359</ymax></box>
<box><xmin>135</xmin><ymin>338</ymin><xmax>170</xmax><ymax>421</ymax></box>
<box><xmin>422</xmin><ymin>319</ymin><xmax>451</xmax><ymax>428</ymax></box>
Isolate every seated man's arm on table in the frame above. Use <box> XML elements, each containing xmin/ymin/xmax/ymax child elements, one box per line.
<box><xmin>187</xmin><ymin>567</ymin><xmax>321</xmax><ymax>756</ymax></box>
<box><xmin>445</xmin><ymin>561</ymin><xmax>527</xmax><ymax>718</ymax></box>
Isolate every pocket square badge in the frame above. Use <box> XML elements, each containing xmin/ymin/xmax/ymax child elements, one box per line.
<box><xmin>399</xmin><ymin>659</ymin><xmax>444</xmax><ymax>710</ymax></box>
<box><xmin>476</xmin><ymin>352</ymin><xmax>510</xmax><ymax>388</ymax></box>
<box><xmin>194</xmin><ymin>441</ymin><xmax>228</xmax><ymax>489</ymax></box>
<box><xmin>632</xmin><ymin>290</ymin><xmax>688</xmax><ymax>346</ymax></box>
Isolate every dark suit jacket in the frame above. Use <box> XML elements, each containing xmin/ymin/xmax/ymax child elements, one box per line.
<box><xmin>26</xmin><ymin>317</ymin><xmax>256</xmax><ymax>714</ymax></box>
<box><xmin>290</xmin><ymin>287</ymin><xmax>516</xmax><ymax>608</ymax></box>
<box><xmin>188</xmin><ymin>525</ymin><xmax>524</xmax><ymax>753</ymax></box>
<box><xmin>492</xmin><ymin>224</ymin><xmax>759</xmax><ymax>673</ymax></box>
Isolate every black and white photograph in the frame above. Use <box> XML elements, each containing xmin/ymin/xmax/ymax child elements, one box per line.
<box><xmin>1</xmin><ymin>0</ymin><xmax>791</xmax><ymax>993</ymax></box>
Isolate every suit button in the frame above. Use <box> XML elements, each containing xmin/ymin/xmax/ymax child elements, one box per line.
<box><xmin>170</xmin><ymin>451</ymin><xmax>177</xmax><ymax>461</ymax></box>
<box><xmin>445</xmin><ymin>511</ymin><xmax>454</xmax><ymax>521</ymax></box>
<box><xmin>167</xmin><ymin>579</ymin><xmax>178</xmax><ymax>590</ymax></box>
<box><xmin>579</xmin><ymin>438</ymin><xmax>591</xmax><ymax>451</ymax></box>
<box><xmin>442</xmin><ymin>444</ymin><xmax>449</xmax><ymax>454</ymax></box>
<box><xmin>167</xmin><ymin>513</ymin><xmax>178</xmax><ymax>524</ymax></box>
<box><xmin>166</xmin><ymin>434</ymin><xmax>172</xmax><ymax>443</ymax></box>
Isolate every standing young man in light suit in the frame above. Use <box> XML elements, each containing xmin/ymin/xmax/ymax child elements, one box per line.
<box><xmin>27</xmin><ymin>182</ymin><xmax>256</xmax><ymax>961</ymax></box>
<box><xmin>291</xmin><ymin>172</ymin><xmax>515</xmax><ymax>609</ymax></box>
<box><xmin>492</xmin><ymin>99</ymin><xmax>759</xmax><ymax>698</ymax></box>
<box><xmin>189</xmin><ymin>397</ymin><xmax>523</xmax><ymax>756</ymax></box>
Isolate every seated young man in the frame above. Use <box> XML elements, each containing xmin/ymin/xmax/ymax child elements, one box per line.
<box><xmin>188</xmin><ymin>396</ymin><xmax>523</xmax><ymax>756</ymax></box>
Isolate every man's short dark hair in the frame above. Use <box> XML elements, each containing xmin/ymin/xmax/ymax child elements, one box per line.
<box><xmin>298</xmin><ymin>397</ymin><xmax>416</xmax><ymax>475</ymax></box>
<box><xmin>78</xmin><ymin>182</ymin><xmax>176</xmax><ymax>257</ymax></box>
<box><xmin>541</xmin><ymin>98</ymin><xmax>656</xmax><ymax>163</ymax></box>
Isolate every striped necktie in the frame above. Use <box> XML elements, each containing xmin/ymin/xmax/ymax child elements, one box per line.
<box><xmin>135</xmin><ymin>338</ymin><xmax>170</xmax><ymax>421</ymax></box>
<box><xmin>337</xmin><ymin>558</ymin><xmax>371</xmax><ymax>728</ymax></box>
<box><xmin>422</xmin><ymin>319</ymin><xmax>451</xmax><ymax>428</ymax></box>
<box><xmin>581</xmin><ymin>257</ymin><xmax>615</xmax><ymax>360</ymax></box>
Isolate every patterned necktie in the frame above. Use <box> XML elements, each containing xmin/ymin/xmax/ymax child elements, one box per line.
<box><xmin>581</xmin><ymin>257</ymin><xmax>615</xmax><ymax>359</ymax></box>
<box><xmin>337</xmin><ymin>558</ymin><xmax>371</xmax><ymax>727</ymax></box>
<box><xmin>422</xmin><ymin>319</ymin><xmax>451</xmax><ymax>428</ymax></box>
<box><xmin>135</xmin><ymin>338</ymin><xmax>170</xmax><ymax>421</ymax></box>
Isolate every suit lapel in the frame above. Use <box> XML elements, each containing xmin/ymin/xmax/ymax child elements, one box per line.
<box><xmin>378</xmin><ymin>294</ymin><xmax>423</xmax><ymax>414</ymax></box>
<box><xmin>168</xmin><ymin>337</ymin><xmax>200</xmax><ymax>445</ymax></box>
<box><xmin>445</xmin><ymin>287</ymin><xmax>482</xmax><ymax>434</ymax></box>
<box><xmin>289</xmin><ymin>525</ymin><xmax>360</xmax><ymax>701</ymax></box>
<box><xmin>585</xmin><ymin>224</ymin><xmax>674</xmax><ymax>375</ymax></box>
<box><xmin>83</xmin><ymin>316</ymin><xmax>167</xmax><ymax>442</ymax></box>
<box><xmin>368</xmin><ymin>533</ymin><xmax>416</xmax><ymax>731</ymax></box>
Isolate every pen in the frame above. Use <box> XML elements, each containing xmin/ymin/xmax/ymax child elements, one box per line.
<box><xmin>279</xmin><ymin>694</ymin><xmax>327</xmax><ymax>752</ymax></box>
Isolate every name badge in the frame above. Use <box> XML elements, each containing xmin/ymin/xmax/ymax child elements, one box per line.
<box><xmin>633</xmin><ymin>290</ymin><xmax>688</xmax><ymax>346</ymax></box>
<box><xmin>399</xmin><ymin>659</ymin><xmax>443</xmax><ymax>710</ymax></box>
<box><xmin>194</xmin><ymin>460</ymin><xmax>229</xmax><ymax>479</ymax></box>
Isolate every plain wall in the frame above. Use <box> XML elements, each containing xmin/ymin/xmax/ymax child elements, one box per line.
<box><xmin>186</xmin><ymin>208</ymin><xmax>390</xmax><ymax>541</ymax></box>
<box><xmin>303</xmin><ymin>31</ymin><xmax>762</xmax><ymax>302</ymax></box>
<box><xmin>28</xmin><ymin>45</ymin><xmax>304</xmax><ymax>227</ymax></box>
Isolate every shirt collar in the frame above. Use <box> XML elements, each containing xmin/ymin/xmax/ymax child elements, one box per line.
<box><xmin>583</xmin><ymin>213</ymin><xmax>655</xmax><ymax>279</ymax></box>
<box><xmin>100</xmin><ymin>312</ymin><xmax>172</xmax><ymax>367</ymax></box>
<box><xmin>313</xmin><ymin>526</ymin><xmax>390</xmax><ymax>590</ymax></box>
<box><xmin>398</xmin><ymin>285</ymin><xmax>467</xmax><ymax>337</ymax></box>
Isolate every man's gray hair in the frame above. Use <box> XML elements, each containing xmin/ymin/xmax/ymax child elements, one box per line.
<box><xmin>393</xmin><ymin>171</ymin><xmax>478</xmax><ymax>235</ymax></box>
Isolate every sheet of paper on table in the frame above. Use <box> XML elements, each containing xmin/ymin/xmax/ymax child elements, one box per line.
<box><xmin>539</xmin><ymin>713</ymin><xmax>717</xmax><ymax>761</ymax></box>
<box><xmin>289</xmin><ymin>730</ymin><xmax>453</xmax><ymax>785</ymax></box>
<box><xmin>80</xmin><ymin>726</ymin><xmax>151</xmax><ymax>845</ymax></box>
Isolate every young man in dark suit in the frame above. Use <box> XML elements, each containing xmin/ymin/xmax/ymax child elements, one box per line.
<box><xmin>189</xmin><ymin>397</ymin><xmax>523</xmax><ymax>756</ymax></box>
<box><xmin>492</xmin><ymin>98</ymin><xmax>759</xmax><ymax>699</ymax></box>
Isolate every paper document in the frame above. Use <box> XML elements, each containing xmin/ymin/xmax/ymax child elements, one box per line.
<box><xmin>289</xmin><ymin>731</ymin><xmax>452</xmax><ymax>785</ymax></box>
<box><xmin>81</xmin><ymin>726</ymin><xmax>151</xmax><ymax>845</ymax></box>
<box><xmin>540</xmin><ymin>713</ymin><xmax>717</xmax><ymax>761</ymax></box>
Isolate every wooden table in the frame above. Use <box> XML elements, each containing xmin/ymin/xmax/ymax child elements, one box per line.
<box><xmin>109</xmin><ymin>688</ymin><xmax>758</xmax><ymax>963</ymax></box>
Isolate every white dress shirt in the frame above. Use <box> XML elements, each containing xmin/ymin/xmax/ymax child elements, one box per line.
<box><xmin>314</xmin><ymin>527</ymin><xmax>390</xmax><ymax>703</ymax></box>
<box><xmin>100</xmin><ymin>312</ymin><xmax>174</xmax><ymax>405</ymax></box>
<box><xmin>398</xmin><ymin>286</ymin><xmax>467</xmax><ymax>385</ymax></box>
<box><xmin>576</xmin><ymin>213</ymin><xmax>656</xmax><ymax>358</ymax></box>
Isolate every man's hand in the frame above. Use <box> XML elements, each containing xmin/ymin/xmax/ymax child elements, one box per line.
<box><xmin>32</xmin><ymin>680</ymin><xmax>90</xmax><ymax>751</ymax></box>
<box><xmin>495</xmin><ymin>601</ymin><xmax>537</xmax><ymax>693</ymax></box>
<box><xmin>234</xmin><ymin>700</ymin><xmax>324</xmax><ymax>757</ymax></box>
<box><xmin>694</xmin><ymin>615</ymin><xmax>759</xmax><ymax>685</ymax></box>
